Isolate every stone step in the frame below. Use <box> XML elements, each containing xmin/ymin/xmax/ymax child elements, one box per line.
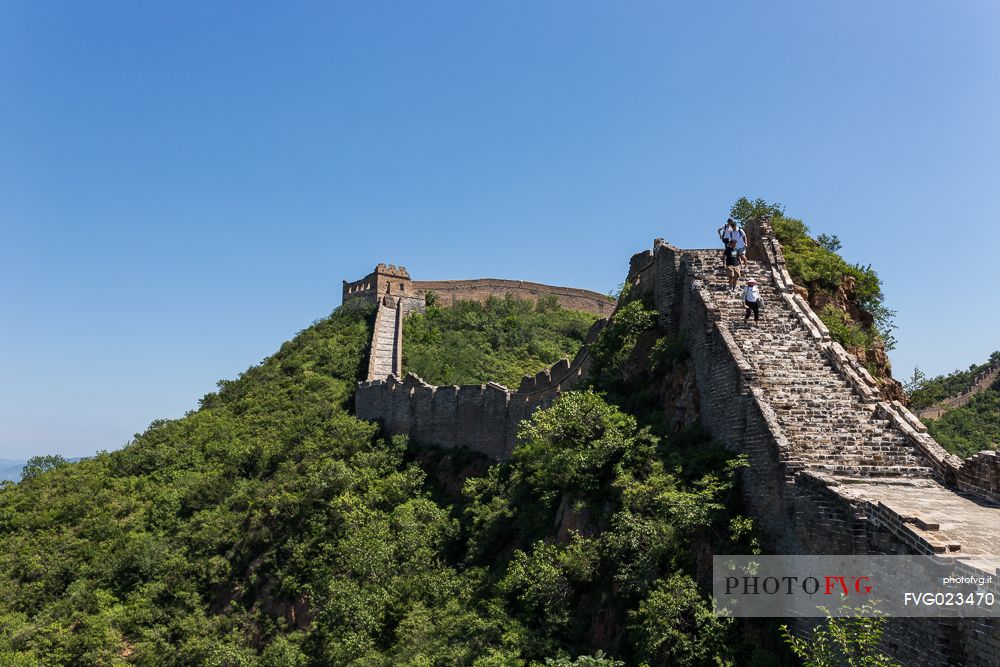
<box><xmin>684</xmin><ymin>250</ymin><xmax>934</xmax><ymax>481</ymax></box>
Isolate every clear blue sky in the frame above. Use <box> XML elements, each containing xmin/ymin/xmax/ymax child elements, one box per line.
<box><xmin>2</xmin><ymin>1</ymin><xmax>998</xmax><ymax>460</ymax></box>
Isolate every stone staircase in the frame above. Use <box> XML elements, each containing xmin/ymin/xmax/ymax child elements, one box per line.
<box><xmin>368</xmin><ymin>302</ymin><xmax>400</xmax><ymax>380</ymax></box>
<box><xmin>684</xmin><ymin>250</ymin><xmax>936</xmax><ymax>480</ymax></box>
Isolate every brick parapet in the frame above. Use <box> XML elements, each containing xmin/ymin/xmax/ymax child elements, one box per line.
<box><xmin>411</xmin><ymin>278</ymin><xmax>615</xmax><ymax>317</ymax></box>
<box><xmin>957</xmin><ymin>452</ymin><xmax>1000</xmax><ymax>504</ymax></box>
<box><xmin>355</xmin><ymin>361</ymin><xmax>594</xmax><ymax>459</ymax></box>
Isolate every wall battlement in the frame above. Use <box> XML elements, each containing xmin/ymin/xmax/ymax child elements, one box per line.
<box><xmin>355</xmin><ymin>318</ymin><xmax>606</xmax><ymax>458</ymax></box>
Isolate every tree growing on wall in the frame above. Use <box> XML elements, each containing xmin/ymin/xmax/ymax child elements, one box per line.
<box><xmin>729</xmin><ymin>197</ymin><xmax>784</xmax><ymax>225</ymax></box>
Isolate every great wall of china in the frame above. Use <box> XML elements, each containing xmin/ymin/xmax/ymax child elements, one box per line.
<box><xmin>916</xmin><ymin>360</ymin><xmax>1000</xmax><ymax>421</ymax></box>
<box><xmin>347</xmin><ymin>222</ymin><xmax>1000</xmax><ymax>665</ymax></box>
<box><xmin>346</xmin><ymin>264</ymin><xmax>615</xmax><ymax>459</ymax></box>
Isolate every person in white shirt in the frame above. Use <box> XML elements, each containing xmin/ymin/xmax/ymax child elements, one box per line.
<box><xmin>743</xmin><ymin>278</ymin><xmax>762</xmax><ymax>325</ymax></box>
<box><xmin>717</xmin><ymin>219</ymin><xmax>748</xmax><ymax>267</ymax></box>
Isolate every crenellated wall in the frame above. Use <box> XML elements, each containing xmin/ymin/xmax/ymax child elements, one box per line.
<box><xmin>355</xmin><ymin>319</ymin><xmax>607</xmax><ymax>458</ymax></box>
<box><xmin>917</xmin><ymin>359</ymin><xmax>1000</xmax><ymax>420</ymax></box>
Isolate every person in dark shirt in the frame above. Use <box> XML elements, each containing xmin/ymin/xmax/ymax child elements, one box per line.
<box><xmin>722</xmin><ymin>239</ymin><xmax>742</xmax><ymax>292</ymax></box>
<box><xmin>718</xmin><ymin>218</ymin><xmax>748</xmax><ymax>267</ymax></box>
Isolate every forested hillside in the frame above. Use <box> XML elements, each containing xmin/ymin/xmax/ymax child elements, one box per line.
<box><xmin>0</xmin><ymin>295</ymin><xmax>783</xmax><ymax>665</ymax></box>
<box><xmin>403</xmin><ymin>295</ymin><xmax>598</xmax><ymax>389</ymax></box>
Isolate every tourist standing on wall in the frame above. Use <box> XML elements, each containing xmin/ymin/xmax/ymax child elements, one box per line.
<box><xmin>718</xmin><ymin>218</ymin><xmax>748</xmax><ymax>267</ymax></box>
<box><xmin>723</xmin><ymin>239</ymin><xmax>742</xmax><ymax>292</ymax></box>
<box><xmin>743</xmin><ymin>278</ymin><xmax>762</xmax><ymax>325</ymax></box>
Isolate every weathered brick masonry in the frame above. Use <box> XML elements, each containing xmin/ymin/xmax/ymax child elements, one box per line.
<box><xmin>352</xmin><ymin>229</ymin><xmax>1000</xmax><ymax>665</ymax></box>
<box><xmin>343</xmin><ymin>263</ymin><xmax>616</xmax><ymax>317</ymax></box>
<box><xmin>355</xmin><ymin>318</ymin><xmax>606</xmax><ymax>459</ymax></box>
<box><xmin>411</xmin><ymin>278</ymin><xmax>616</xmax><ymax>317</ymax></box>
<box><xmin>650</xmin><ymin>222</ymin><xmax>1000</xmax><ymax>666</ymax></box>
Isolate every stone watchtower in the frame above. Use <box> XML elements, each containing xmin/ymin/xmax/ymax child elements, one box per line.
<box><xmin>342</xmin><ymin>263</ymin><xmax>414</xmax><ymax>306</ymax></box>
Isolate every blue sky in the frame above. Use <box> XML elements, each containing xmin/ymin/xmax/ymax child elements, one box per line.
<box><xmin>2</xmin><ymin>1</ymin><xmax>998</xmax><ymax>460</ymax></box>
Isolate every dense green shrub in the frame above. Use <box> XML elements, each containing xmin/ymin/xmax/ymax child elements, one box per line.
<box><xmin>781</xmin><ymin>610</ymin><xmax>900</xmax><ymax>667</ymax></box>
<box><xmin>770</xmin><ymin>216</ymin><xmax>884</xmax><ymax>316</ymax></box>
<box><xmin>465</xmin><ymin>390</ymin><xmax>746</xmax><ymax>662</ymax></box>
<box><xmin>925</xmin><ymin>388</ymin><xmax>1000</xmax><ymax>457</ymax></box>
<box><xmin>817</xmin><ymin>306</ymin><xmax>879</xmax><ymax>365</ymax></box>
<box><xmin>587</xmin><ymin>294</ymin><xmax>659</xmax><ymax>389</ymax></box>
<box><xmin>403</xmin><ymin>295</ymin><xmax>598</xmax><ymax>389</ymax></box>
<box><xmin>629</xmin><ymin>574</ymin><xmax>731</xmax><ymax>667</ymax></box>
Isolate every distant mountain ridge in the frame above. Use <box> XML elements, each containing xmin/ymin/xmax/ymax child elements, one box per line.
<box><xmin>0</xmin><ymin>459</ymin><xmax>27</xmax><ymax>482</ymax></box>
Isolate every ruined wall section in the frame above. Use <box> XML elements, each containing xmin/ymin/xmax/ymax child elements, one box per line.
<box><xmin>411</xmin><ymin>278</ymin><xmax>615</xmax><ymax>317</ymax></box>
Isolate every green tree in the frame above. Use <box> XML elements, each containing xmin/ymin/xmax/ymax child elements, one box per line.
<box><xmin>628</xmin><ymin>574</ymin><xmax>732</xmax><ymax>666</ymax></box>
<box><xmin>781</xmin><ymin>611</ymin><xmax>899</xmax><ymax>667</ymax></box>
<box><xmin>729</xmin><ymin>197</ymin><xmax>784</xmax><ymax>225</ymax></box>
<box><xmin>20</xmin><ymin>454</ymin><xmax>68</xmax><ymax>481</ymax></box>
<box><xmin>903</xmin><ymin>366</ymin><xmax>926</xmax><ymax>394</ymax></box>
